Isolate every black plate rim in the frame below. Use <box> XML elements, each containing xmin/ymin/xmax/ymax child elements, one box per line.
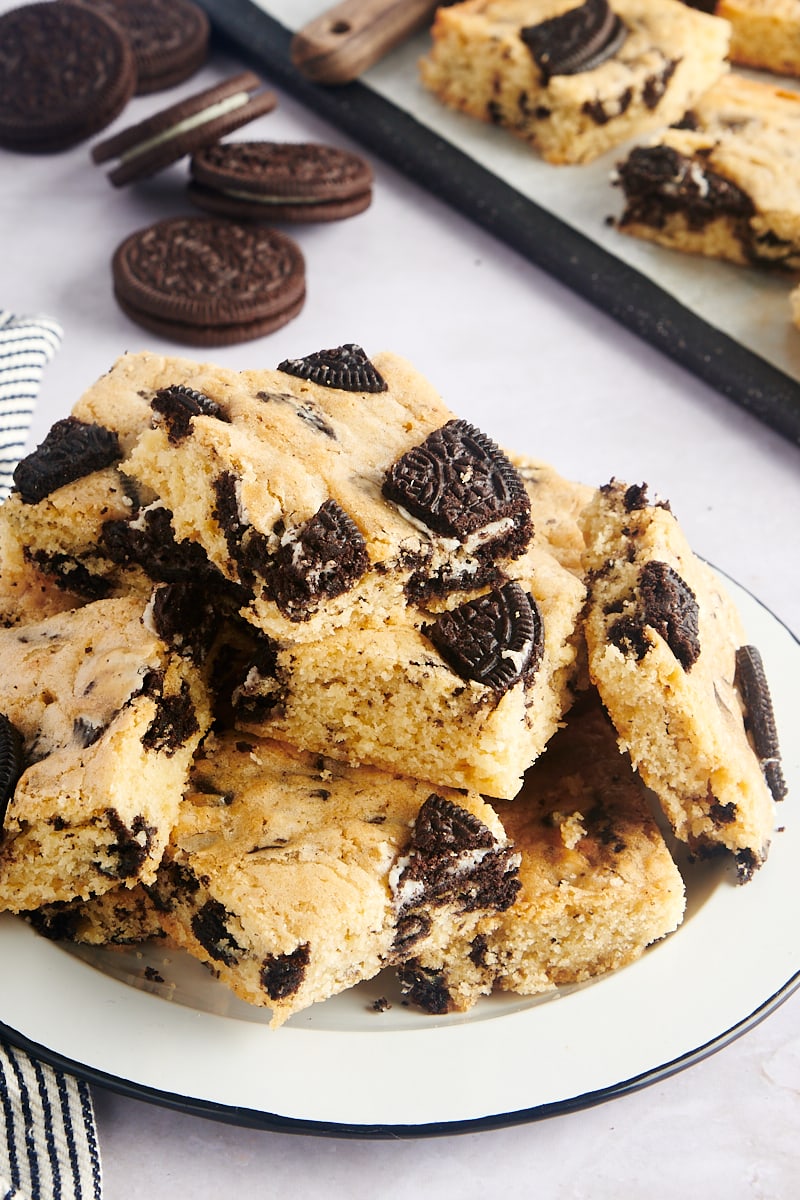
<box><xmin>1</xmin><ymin>971</ymin><xmax>798</xmax><ymax>1139</ymax></box>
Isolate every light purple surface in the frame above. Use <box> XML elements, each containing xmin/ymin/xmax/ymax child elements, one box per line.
<box><xmin>1</xmin><ymin>9</ymin><xmax>798</xmax><ymax>1194</ymax></box>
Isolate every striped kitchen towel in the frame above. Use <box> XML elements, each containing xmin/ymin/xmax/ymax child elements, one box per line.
<box><xmin>1</xmin><ymin>1041</ymin><xmax>102</xmax><ymax>1200</ymax></box>
<box><xmin>0</xmin><ymin>312</ymin><xmax>63</xmax><ymax>501</ymax></box>
<box><xmin>0</xmin><ymin>313</ymin><xmax>103</xmax><ymax>1200</ymax></box>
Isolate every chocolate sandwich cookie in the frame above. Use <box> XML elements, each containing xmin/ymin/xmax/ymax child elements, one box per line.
<box><xmin>0</xmin><ymin>1</ymin><xmax>137</xmax><ymax>153</ymax></box>
<box><xmin>91</xmin><ymin>71</ymin><xmax>278</xmax><ymax>186</ymax></box>
<box><xmin>77</xmin><ymin>0</ymin><xmax>210</xmax><ymax>94</ymax></box>
<box><xmin>111</xmin><ymin>215</ymin><xmax>306</xmax><ymax>345</ymax></box>
<box><xmin>187</xmin><ymin>141</ymin><xmax>374</xmax><ymax>222</ymax></box>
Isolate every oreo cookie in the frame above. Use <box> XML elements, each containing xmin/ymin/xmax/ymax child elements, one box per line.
<box><xmin>0</xmin><ymin>712</ymin><xmax>24</xmax><ymax>826</ymax></box>
<box><xmin>277</xmin><ymin>344</ymin><xmax>387</xmax><ymax>392</ymax></box>
<box><xmin>91</xmin><ymin>71</ymin><xmax>278</xmax><ymax>187</ymax></box>
<box><xmin>0</xmin><ymin>2</ymin><xmax>137</xmax><ymax>153</ymax></box>
<box><xmin>608</xmin><ymin>560</ymin><xmax>701</xmax><ymax>671</ymax></box>
<box><xmin>382</xmin><ymin>419</ymin><xmax>532</xmax><ymax>545</ymax></box>
<box><xmin>423</xmin><ymin>582</ymin><xmax>544</xmax><ymax>694</ymax></box>
<box><xmin>151</xmin><ymin>384</ymin><xmax>230</xmax><ymax>442</ymax></box>
<box><xmin>266</xmin><ymin>500</ymin><xmax>370</xmax><ymax>621</ymax></box>
<box><xmin>187</xmin><ymin>141</ymin><xmax>373</xmax><ymax>222</ymax></box>
<box><xmin>111</xmin><ymin>215</ymin><xmax>306</xmax><ymax>346</ymax></box>
<box><xmin>77</xmin><ymin>0</ymin><xmax>210</xmax><ymax>94</ymax></box>
<box><xmin>13</xmin><ymin>416</ymin><xmax>122</xmax><ymax>504</ymax></box>
<box><xmin>520</xmin><ymin>0</ymin><xmax>628</xmax><ymax>84</ymax></box>
<box><xmin>735</xmin><ymin>644</ymin><xmax>787</xmax><ymax>802</ymax></box>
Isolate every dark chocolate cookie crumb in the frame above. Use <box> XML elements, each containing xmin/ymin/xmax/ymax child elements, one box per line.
<box><xmin>13</xmin><ymin>417</ymin><xmax>122</xmax><ymax>504</ymax></box>
<box><xmin>383</xmin><ymin>419</ymin><xmax>532</xmax><ymax>547</ymax></box>
<box><xmin>583</xmin><ymin>89</ymin><xmax>632</xmax><ymax>126</ymax></box>
<box><xmin>277</xmin><ymin>343</ymin><xmax>387</xmax><ymax>392</ymax></box>
<box><xmin>639</xmin><ymin>560</ymin><xmax>700</xmax><ymax>670</ymax></box>
<box><xmin>616</xmin><ymin>145</ymin><xmax>755</xmax><ymax>235</ymax></box>
<box><xmin>191</xmin><ymin>898</ymin><xmax>243</xmax><ymax>966</ymax></box>
<box><xmin>0</xmin><ymin>711</ymin><xmax>24</xmax><ymax>825</ymax></box>
<box><xmin>607</xmin><ymin>612</ymin><xmax>651</xmax><ymax>660</ymax></box>
<box><xmin>622</xmin><ymin>482</ymin><xmax>650</xmax><ymax>512</ymax></box>
<box><xmin>642</xmin><ymin>58</ymin><xmax>678</xmax><ymax>110</ymax></box>
<box><xmin>25</xmin><ymin>549</ymin><xmax>112</xmax><ymax>601</ymax></box>
<box><xmin>424</xmin><ymin>581</ymin><xmax>543</xmax><ymax>693</ymax></box>
<box><xmin>148</xmin><ymin>580</ymin><xmax>219</xmax><ymax>663</ymax></box>
<box><xmin>734</xmin><ymin>847</ymin><xmax>757</xmax><ymax>884</ymax></box>
<box><xmin>709</xmin><ymin>799</ymin><xmax>737</xmax><ymax>827</ymax></box>
<box><xmin>260</xmin><ymin>943</ymin><xmax>310</xmax><ymax>1001</ymax></box>
<box><xmin>520</xmin><ymin>0</ymin><xmax>627</xmax><ymax>83</ymax></box>
<box><xmin>102</xmin><ymin>505</ymin><xmax>222</xmax><ymax>588</ymax></box>
<box><xmin>211</xmin><ymin>627</ymin><xmax>281</xmax><ymax>727</ymax></box>
<box><xmin>392</xmin><ymin>911</ymin><xmax>433</xmax><ymax>955</ymax></box>
<box><xmin>151</xmin><ymin>383</ymin><xmax>229</xmax><ymax>443</ymax></box>
<box><xmin>393</xmin><ymin>794</ymin><xmax>521</xmax><ymax>916</ymax></box>
<box><xmin>106</xmin><ymin>810</ymin><xmax>157</xmax><ymax>878</ymax></box>
<box><xmin>396</xmin><ymin>961</ymin><xmax>452</xmax><ymax>1015</ymax></box>
<box><xmin>211</xmin><ymin>471</ymin><xmax>247</xmax><ymax>568</ymax></box>
<box><xmin>267</xmin><ymin>499</ymin><xmax>369</xmax><ymax>620</ymax></box>
<box><xmin>26</xmin><ymin>902</ymin><xmax>83</xmax><ymax>942</ymax></box>
<box><xmin>610</xmin><ymin>561</ymin><xmax>700</xmax><ymax>671</ymax></box>
<box><xmin>412</xmin><ymin>794</ymin><xmax>496</xmax><ymax>857</ymax></box>
<box><xmin>141</xmin><ymin>680</ymin><xmax>199</xmax><ymax>755</ymax></box>
<box><xmin>469</xmin><ymin>932</ymin><xmax>490</xmax><ymax>968</ymax></box>
<box><xmin>734</xmin><ymin>644</ymin><xmax>787</xmax><ymax>801</ymax></box>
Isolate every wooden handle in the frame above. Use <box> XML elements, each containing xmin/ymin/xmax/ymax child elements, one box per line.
<box><xmin>291</xmin><ymin>0</ymin><xmax>439</xmax><ymax>84</ymax></box>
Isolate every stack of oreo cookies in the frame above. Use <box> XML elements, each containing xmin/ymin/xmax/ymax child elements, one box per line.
<box><xmin>0</xmin><ymin>1</ymin><xmax>374</xmax><ymax>347</ymax></box>
<box><xmin>0</xmin><ymin>0</ymin><xmax>212</xmax><ymax>152</ymax></box>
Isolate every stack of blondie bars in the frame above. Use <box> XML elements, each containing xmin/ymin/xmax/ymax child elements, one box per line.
<box><xmin>0</xmin><ymin>345</ymin><xmax>784</xmax><ymax>1024</ymax></box>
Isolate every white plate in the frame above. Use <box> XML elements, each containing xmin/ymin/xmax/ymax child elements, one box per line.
<box><xmin>1</xmin><ymin>577</ymin><xmax>797</xmax><ymax>1136</ymax></box>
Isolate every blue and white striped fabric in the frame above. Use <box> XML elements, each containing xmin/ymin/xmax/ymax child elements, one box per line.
<box><xmin>0</xmin><ymin>1042</ymin><xmax>102</xmax><ymax>1200</ymax></box>
<box><xmin>0</xmin><ymin>312</ymin><xmax>63</xmax><ymax>501</ymax></box>
<box><xmin>0</xmin><ymin>313</ymin><xmax>103</xmax><ymax>1200</ymax></box>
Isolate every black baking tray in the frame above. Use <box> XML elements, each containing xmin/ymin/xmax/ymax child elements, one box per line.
<box><xmin>197</xmin><ymin>0</ymin><xmax>800</xmax><ymax>447</ymax></box>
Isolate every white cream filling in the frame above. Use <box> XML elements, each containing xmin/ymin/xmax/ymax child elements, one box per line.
<box><xmin>120</xmin><ymin>92</ymin><xmax>252</xmax><ymax>164</ymax></box>
<box><xmin>394</xmin><ymin>505</ymin><xmax>515</xmax><ymax>553</ymax></box>
<box><xmin>389</xmin><ymin>843</ymin><xmax>519</xmax><ymax>913</ymax></box>
<box><xmin>218</xmin><ymin>188</ymin><xmax>322</xmax><ymax>205</ymax></box>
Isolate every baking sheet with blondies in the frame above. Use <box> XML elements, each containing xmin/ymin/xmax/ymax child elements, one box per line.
<box><xmin>196</xmin><ymin>0</ymin><xmax>800</xmax><ymax>446</ymax></box>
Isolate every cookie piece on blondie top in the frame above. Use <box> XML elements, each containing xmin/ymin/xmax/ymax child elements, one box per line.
<box><xmin>0</xmin><ymin>595</ymin><xmax>212</xmax><ymax>913</ymax></box>
<box><xmin>397</xmin><ymin>697</ymin><xmax>686</xmax><ymax>1015</ymax></box>
<box><xmin>232</xmin><ymin>539</ymin><xmax>585</xmax><ymax>798</ymax></box>
<box><xmin>579</xmin><ymin>481</ymin><xmax>783</xmax><ymax>878</ymax></box>
<box><xmin>419</xmin><ymin>0</ymin><xmax>729</xmax><ymax>165</ymax></box>
<box><xmin>615</xmin><ymin>74</ymin><xmax>800</xmax><ymax>269</ymax></box>
<box><xmin>148</xmin><ymin>730</ymin><xmax>520</xmax><ymax>1027</ymax></box>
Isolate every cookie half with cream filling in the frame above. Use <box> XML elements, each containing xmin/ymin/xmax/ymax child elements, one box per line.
<box><xmin>91</xmin><ymin>71</ymin><xmax>277</xmax><ymax>186</ymax></box>
<box><xmin>188</xmin><ymin>140</ymin><xmax>373</xmax><ymax>222</ymax></box>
